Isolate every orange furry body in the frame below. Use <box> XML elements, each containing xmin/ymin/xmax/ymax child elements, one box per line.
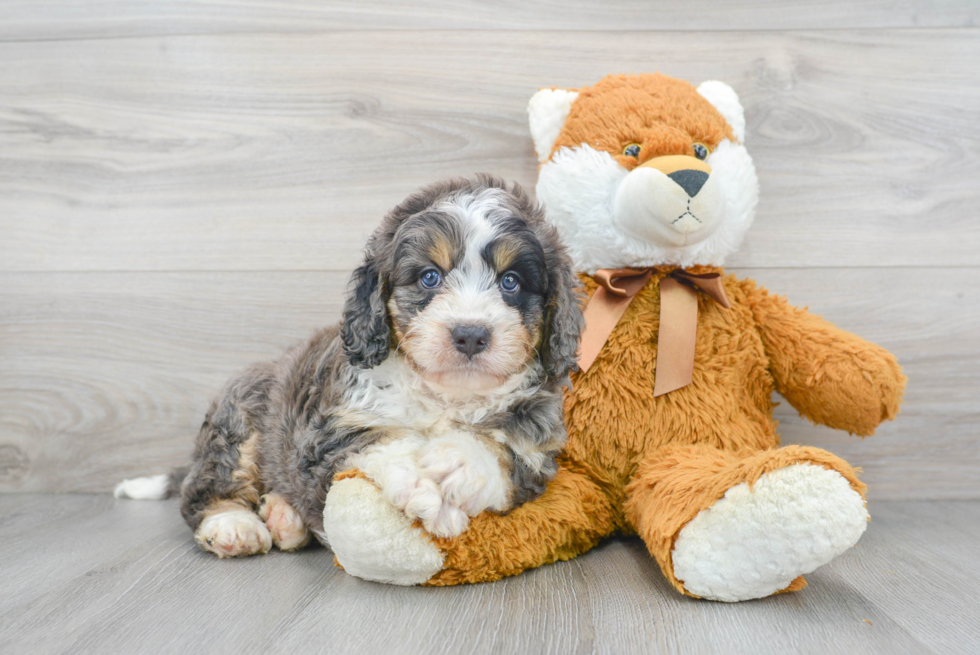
<box><xmin>421</xmin><ymin>269</ymin><xmax>905</xmax><ymax>593</ymax></box>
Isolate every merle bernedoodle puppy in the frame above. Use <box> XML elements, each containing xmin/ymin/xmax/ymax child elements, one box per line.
<box><xmin>116</xmin><ymin>174</ymin><xmax>584</xmax><ymax>557</ymax></box>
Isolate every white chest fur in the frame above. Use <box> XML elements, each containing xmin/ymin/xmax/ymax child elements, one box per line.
<box><xmin>340</xmin><ymin>355</ymin><xmax>518</xmax><ymax>539</ymax></box>
<box><xmin>344</xmin><ymin>354</ymin><xmax>537</xmax><ymax>433</ymax></box>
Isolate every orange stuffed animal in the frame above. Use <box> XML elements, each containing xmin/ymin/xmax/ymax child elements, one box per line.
<box><xmin>324</xmin><ymin>73</ymin><xmax>906</xmax><ymax>601</ymax></box>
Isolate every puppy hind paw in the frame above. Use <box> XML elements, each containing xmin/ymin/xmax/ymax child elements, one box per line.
<box><xmin>195</xmin><ymin>507</ymin><xmax>272</xmax><ymax>558</ymax></box>
<box><xmin>258</xmin><ymin>493</ymin><xmax>311</xmax><ymax>551</ymax></box>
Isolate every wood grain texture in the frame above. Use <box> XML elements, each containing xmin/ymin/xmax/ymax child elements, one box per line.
<box><xmin>1</xmin><ymin>495</ymin><xmax>978</xmax><ymax>654</ymax></box>
<box><xmin>1</xmin><ymin>1</ymin><xmax>977</xmax><ymax>42</ymax></box>
<box><xmin>2</xmin><ymin>267</ymin><xmax>976</xmax><ymax>499</ymax></box>
<box><xmin>1</xmin><ymin>30</ymin><xmax>979</xmax><ymax>272</ymax></box>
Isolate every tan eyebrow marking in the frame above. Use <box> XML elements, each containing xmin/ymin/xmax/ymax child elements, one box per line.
<box><xmin>492</xmin><ymin>239</ymin><xmax>522</xmax><ymax>273</ymax></box>
<box><xmin>428</xmin><ymin>233</ymin><xmax>455</xmax><ymax>271</ymax></box>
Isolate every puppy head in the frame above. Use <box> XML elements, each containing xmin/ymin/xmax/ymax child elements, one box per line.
<box><xmin>341</xmin><ymin>174</ymin><xmax>582</xmax><ymax>393</ymax></box>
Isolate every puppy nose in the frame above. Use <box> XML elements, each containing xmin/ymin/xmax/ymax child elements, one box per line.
<box><xmin>451</xmin><ymin>325</ymin><xmax>491</xmax><ymax>357</ymax></box>
<box><xmin>667</xmin><ymin>169</ymin><xmax>709</xmax><ymax>198</ymax></box>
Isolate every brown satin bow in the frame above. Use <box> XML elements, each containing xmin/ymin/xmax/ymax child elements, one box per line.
<box><xmin>578</xmin><ymin>267</ymin><xmax>732</xmax><ymax>396</ymax></box>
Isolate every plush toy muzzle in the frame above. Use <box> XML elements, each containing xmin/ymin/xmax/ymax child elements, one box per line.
<box><xmin>613</xmin><ymin>154</ymin><xmax>725</xmax><ymax>247</ymax></box>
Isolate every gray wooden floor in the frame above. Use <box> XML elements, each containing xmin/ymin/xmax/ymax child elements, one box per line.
<box><xmin>1</xmin><ymin>495</ymin><xmax>978</xmax><ymax>655</ymax></box>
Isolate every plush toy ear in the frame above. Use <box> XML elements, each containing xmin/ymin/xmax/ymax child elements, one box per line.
<box><xmin>527</xmin><ymin>88</ymin><xmax>579</xmax><ymax>163</ymax></box>
<box><xmin>697</xmin><ymin>81</ymin><xmax>746</xmax><ymax>143</ymax></box>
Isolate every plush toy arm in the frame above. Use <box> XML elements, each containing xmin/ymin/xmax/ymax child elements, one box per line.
<box><xmin>424</xmin><ymin>465</ymin><xmax>617</xmax><ymax>585</ymax></box>
<box><xmin>744</xmin><ymin>281</ymin><xmax>906</xmax><ymax>436</ymax></box>
<box><xmin>325</xmin><ymin>466</ymin><xmax>617</xmax><ymax>586</ymax></box>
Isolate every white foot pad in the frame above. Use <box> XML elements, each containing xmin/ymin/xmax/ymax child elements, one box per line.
<box><xmin>671</xmin><ymin>463</ymin><xmax>869</xmax><ymax>602</ymax></box>
<box><xmin>323</xmin><ymin>477</ymin><xmax>445</xmax><ymax>585</ymax></box>
<box><xmin>195</xmin><ymin>508</ymin><xmax>272</xmax><ymax>558</ymax></box>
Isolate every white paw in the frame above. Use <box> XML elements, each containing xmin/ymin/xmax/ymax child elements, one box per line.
<box><xmin>195</xmin><ymin>508</ymin><xmax>272</xmax><ymax>558</ymax></box>
<box><xmin>348</xmin><ymin>432</ymin><xmax>510</xmax><ymax>539</ymax></box>
<box><xmin>373</xmin><ymin>458</ymin><xmax>469</xmax><ymax>539</ymax></box>
<box><xmin>258</xmin><ymin>493</ymin><xmax>310</xmax><ymax>551</ymax></box>
<box><xmin>671</xmin><ymin>463</ymin><xmax>869</xmax><ymax>602</ymax></box>
<box><xmin>324</xmin><ymin>477</ymin><xmax>445</xmax><ymax>585</ymax></box>
<box><xmin>417</xmin><ymin>440</ymin><xmax>505</xmax><ymax>516</ymax></box>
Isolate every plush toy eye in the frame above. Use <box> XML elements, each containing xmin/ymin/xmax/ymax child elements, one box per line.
<box><xmin>420</xmin><ymin>269</ymin><xmax>442</xmax><ymax>289</ymax></box>
<box><xmin>500</xmin><ymin>272</ymin><xmax>520</xmax><ymax>293</ymax></box>
<box><xmin>693</xmin><ymin>143</ymin><xmax>710</xmax><ymax>160</ymax></box>
<box><xmin>622</xmin><ymin>143</ymin><xmax>641</xmax><ymax>158</ymax></box>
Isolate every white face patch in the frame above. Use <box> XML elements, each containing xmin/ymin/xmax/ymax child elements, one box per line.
<box><xmin>536</xmin><ymin>138</ymin><xmax>758</xmax><ymax>272</ymax></box>
<box><xmin>397</xmin><ymin>190</ymin><xmax>537</xmax><ymax>394</ymax></box>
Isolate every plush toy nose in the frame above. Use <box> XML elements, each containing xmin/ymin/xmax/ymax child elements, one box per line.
<box><xmin>667</xmin><ymin>169</ymin><xmax>709</xmax><ymax>198</ymax></box>
<box><xmin>451</xmin><ymin>325</ymin><xmax>491</xmax><ymax>357</ymax></box>
<box><xmin>638</xmin><ymin>155</ymin><xmax>712</xmax><ymax>197</ymax></box>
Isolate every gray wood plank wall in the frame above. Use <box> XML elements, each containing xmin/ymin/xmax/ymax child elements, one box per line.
<box><xmin>1</xmin><ymin>2</ymin><xmax>978</xmax><ymax>499</ymax></box>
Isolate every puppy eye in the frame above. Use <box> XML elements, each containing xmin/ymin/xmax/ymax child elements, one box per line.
<box><xmin>692</xmin><ymin>143</ymin><xmax>710</xmax><ymax>160</ymax></box>
<box><xmin>420</xmin><ymin>269</ymin><xmax>442</xmax><ymax>289</ymax></box>
<box><xmin>623</xmin><ymin>143</ymin><xmax>641</xmax><ymax>158</ymax></box>
<box><xmin>500</xmin><ymin>273</ymin><xmax>520</xmax><ymax>293</ymax></box>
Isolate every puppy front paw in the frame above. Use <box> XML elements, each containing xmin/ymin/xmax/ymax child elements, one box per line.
<box><xmin>417</xmin><ymin>441</ymin><xmax>506</xmax><ymax>517</ymax></box>
<box><xmin>377</xmin><ymin>459</ymin><xmax>470</xmax><ymax>538</ymax></box>
<box><xmin>347</xmin><ymin>432</ymin><xmax>511</xmax><ymax>540</ymax></box>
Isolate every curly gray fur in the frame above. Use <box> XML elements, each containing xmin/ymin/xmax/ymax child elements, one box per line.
<box><xmin>178</xmin><ymin>174</ymin><xmax>584</xmax><ymax>536</ymax></box>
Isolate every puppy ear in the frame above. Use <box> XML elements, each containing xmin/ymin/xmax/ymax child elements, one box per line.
<box><xmin>341</xmin><ymin>253</ymin><xmax>390</xmax><ymax>368</ymax></box>
<box><xmin>540</xmin><ymin>238</ymin><xmax>585</xmax><ymax>379</ymax></box>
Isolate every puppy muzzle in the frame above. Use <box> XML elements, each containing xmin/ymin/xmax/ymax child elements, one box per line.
<box><xmin>613</xmin><ymin>154</ymin><xmax>726</xmax><ymax>247</ymax></box>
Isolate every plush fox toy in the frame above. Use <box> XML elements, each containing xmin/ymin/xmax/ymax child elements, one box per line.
<box><xmin>324</xmin><ymin>73</ymin><xmax>906</xmax><ymax>601</ymax></box>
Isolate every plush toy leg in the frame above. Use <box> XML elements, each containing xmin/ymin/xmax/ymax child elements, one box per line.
<box><xmin>624</xmin><ymin>445</ymin><xmax>869</xmax><ymax>602</ymax></box>
<box><xmin>425</xmin><ymin>466</ymin><xmax>617</xmax><ymax>586</ymax></box>
<box><xmin>324</xmin><ymin>467</ymin><xmax>617</xmax><ymax>586</ymax></box>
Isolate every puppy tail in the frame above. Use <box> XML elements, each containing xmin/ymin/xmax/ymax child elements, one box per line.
<box><xmin>113</xmin><ymin>466</ymin><xmax>188</xmax><ymax>500</ymax></box>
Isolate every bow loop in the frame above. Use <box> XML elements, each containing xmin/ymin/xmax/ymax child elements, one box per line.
<box><xmin>670</xmin><ymin>270</ymin><xmax>732</xmax><ymax>309</ymax></box>
<box><xmin>579</xmin><ymin>267</ymin><xmax>730</xmax><ymax>396</ymax></box>
<box><xmin>592</xmin><ymin>268</ymin><xmax>653</xmax><ymax>298</ymax></box>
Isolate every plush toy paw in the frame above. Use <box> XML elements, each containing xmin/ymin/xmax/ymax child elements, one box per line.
<box><xmin>671</xmin><ymin>463</ymin><xmax>869</xmax><ymax>602</ymax></box>
<box><xmin>323</xmin><ymin>475</ymin><xmax>445</xmax><ymax>585</ymax></box>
